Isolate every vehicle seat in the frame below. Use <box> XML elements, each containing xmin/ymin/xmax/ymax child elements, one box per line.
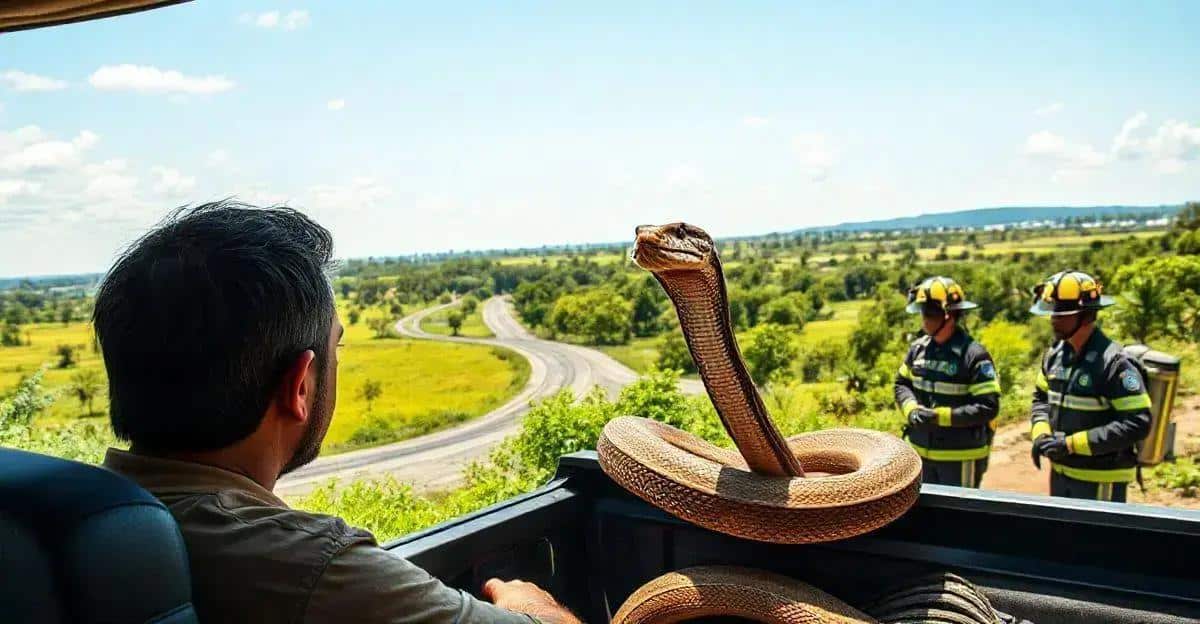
<box><xmin>0</xmin><ymin>447</ymin><xmax>198</xmax><ymax>623</ymax></box>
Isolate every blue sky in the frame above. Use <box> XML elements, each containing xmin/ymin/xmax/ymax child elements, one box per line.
<box><xmin>1</xmin><ymin>1</ymin><xmax>1198</xmax><ymax>276</ymax></box>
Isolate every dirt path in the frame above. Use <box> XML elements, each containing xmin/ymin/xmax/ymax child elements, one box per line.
<box><xmin>981</xmin><ymin>396</ymin><xmax>1200</xmax><ymax>509</ymax></box>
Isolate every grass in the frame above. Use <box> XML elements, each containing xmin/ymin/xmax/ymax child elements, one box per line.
<box><xmin>598</xmin><ymin>336</ymin><xmax>664</xmax><ymax>374</ymax></box>
<box><xmin>420</xmin><ymin>301</ymin><xmax>493</xmax><ymax>338</ymax></box>
<box><xmin>323</xmin><ymin>316</ymin><xmax>530</xmax><ymax>453</ymax></box>
<box><xmin>0</xmin><ymin>322</ymin><xmax>107</xmax><ymax>422</ymax></box>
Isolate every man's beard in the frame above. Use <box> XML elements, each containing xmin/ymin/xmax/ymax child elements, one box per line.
<box><xmin>280</xmin><ymin>370</ymin><xmax>333</xmax><ymax>475</ymax></box>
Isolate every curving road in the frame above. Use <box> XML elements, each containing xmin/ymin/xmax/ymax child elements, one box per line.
<box><xmin>276</xmin><ymin>296</ymin><xmax>703</xmax><ymax>497</ymax></box>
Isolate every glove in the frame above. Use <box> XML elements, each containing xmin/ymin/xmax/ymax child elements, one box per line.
<box><xmin>1030</xmin><ymin>436</ymin><xmax>1043</xmax><ymax>470</ymax></box>
<box><xmin>908</xmin><ymin>408</ymin><xmax>937</xmax><ymax>429</ymax></box>
<box><xmin>1034</xmin><ymin>432</ymin><xmax>1069</xmax><ymax>462</ymax></box>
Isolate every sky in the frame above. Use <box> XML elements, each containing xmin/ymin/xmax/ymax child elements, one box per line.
<box><xmin>0</xmin><ymin>1</ymin><xmax>1198</xmax><ymax>277</ymax></box>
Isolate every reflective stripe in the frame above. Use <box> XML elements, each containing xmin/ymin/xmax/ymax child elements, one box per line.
<box><xmin>1112</xmin><ymin>393</ymin><xmax>1152</xmax><ymax>411</ymax></box>
<box><xmin>935</xmin><ymin>406</ymin><xmax>952</xmax><ymax>427</ymax></box>
<box><xmin>1068</xmin><ymin>430</ymin><xmax>1092</xmax><ymax>456</ymax></box>
<box><xmin>1097</xmin><ymin>482</ymin><xmax>1113</xmax><ymax>502</ymax></box>
<box><xmin>1036</xmin><ymin>369</ymin><xmax>1049</xmax><ymax>391</ymax></box>
<box><xmin>909</xmin><ymin>442</ymin><xmax>991</xmax><ymax>461</ymax></box>
<box><xmin>1052</xmin><ymin>462</ymin><xmax>1135</xmax><ymax>483</ymax></box>
<box><xmin>899</xmin><ymin>399</ymin><xmax>919</xmax><ymax>417</ymax></box>
<box><xmin>898</xmin><ymin>363</ymin><xmax>913</xmax><ymax>379</ymax></box>
<box><xmin>1030</xmin><ymin>421</ymin><xmax>1052</xmax><ymax>440</ymax></box>
<box><xmin>913</xmin><ymin>378</ymin><xmax>970</xmax><ymax>396</ymax></box>
<box><xmin>968</xmin><ymin>379</ymin><xmax>1001</xmax><ymax>395</ymax></box>
<box><xmin>1047</xmin><ymin>390</ymin><xmax>1110</xmax><ymax>411</ymax></box>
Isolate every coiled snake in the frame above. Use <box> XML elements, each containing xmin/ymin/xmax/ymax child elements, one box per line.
<box><xmin>598</xmin><ymin>223</ymin><xmax>929</xmax><ymax>623</ymax></box>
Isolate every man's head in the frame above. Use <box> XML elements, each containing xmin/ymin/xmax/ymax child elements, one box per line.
<box><xmin>1029</xmin><ymin>270</ymin><xmax>1113</xmax><ymax>344</ymax></box>
<box><xmin>906</xmin><ymin>276</ymin><xmax>977</xmax><ymax>340</ymax></box>
<box><xmin>93</xmin><ymin>201</ymin><xmax>341</xmax><ymax>474</ymax></box>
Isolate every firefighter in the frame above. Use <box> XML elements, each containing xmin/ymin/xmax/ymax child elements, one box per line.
<box><xmin>1028</xmin><ymin>270</ymin><xmax>1152</xmax><ymax>502</ymax></box>
<box><xmin>895</xmin><ymin>276</ymin><xmax>1002</xmax><ymax>487</ymax></box>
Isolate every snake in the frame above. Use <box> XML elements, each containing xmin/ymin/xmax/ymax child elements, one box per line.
<box><xmin>597</xmin><ymin>222</ymin><xmax>934</xmax><ymax>623</ymax></box>
<box><xmin>597</xmin><ymin>222</ymin><xmax>922</xmax><ymax>544</ymax></box>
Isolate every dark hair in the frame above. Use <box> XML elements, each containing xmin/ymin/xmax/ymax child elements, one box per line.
<box><xmin>93</xmin><ymin>201</ymin><xmax>336</xmax><ymax>452</ymax></box>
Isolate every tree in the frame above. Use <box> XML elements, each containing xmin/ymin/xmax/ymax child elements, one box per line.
<box><xmin>742</xmin><ymin>323</ymin><xmax>798</xmax><ymax>385</ymax></box>
<box><xmin>461</xmin><ymin>295</ymin><xmax>479</xmax><ymax>314</ymax></box>
<box><xmin>630</xmin><ymin>284</ymin><xmax>665</xmax><ymax>337</ymax></box>
<box><xmin>0</xmin><ymin>322</ymin><xmax>20</xmax><ymax>347</ymax></box>
<box><xmin>56</xmin><ymin>344</ymin><xmax>77</xmax><ymax>369</ymax></box>
<box><xmin>367</xmin><ymin>317</ymin><xmax>394</xmax><ymax>339</ymax></box>
<box><xmin>656</xmin><ymin>331</ymin><xmax>697</xmax><ymax>374</ymax></box>
<box><xmin>59</xmin><ymin>305</ymin><xmax>73</xmax><ymax>326</ymax></box>
<box><xmin>547</xmin><ymin>288</ymin><xmax>633</xmax><ymax>345</ymax></box>
<box><xmin>347</xmin><ymin>308</ymin><xmax>361</xmax><ymax>325</ymax></box>
<box><xmin>447</xmin><ymin>310</ymin><xmax>465</xmax><ymax>336</ymax></box>
<box><xmin>359</xmin><ymin>379</ymin><xmax>383</xmax><ymax>413</ymax></box>
<box><xmin>69</xmin><ymin>369</ymin><xmax>103</xmax><ymax>416</ymax></box>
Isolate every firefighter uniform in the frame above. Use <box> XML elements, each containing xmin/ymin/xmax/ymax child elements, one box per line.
<box><xmin>895</xmin><ymin>277</ymin><xmax>1002</xmax><ymax>488</ymax></box>
<box><xmin>1029</xmin><ymin>271</ymin><xmax>1152</xmax><ymax>502</ymax></box>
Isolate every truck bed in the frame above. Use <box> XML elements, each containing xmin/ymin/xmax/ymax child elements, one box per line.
<box><xmin>388</xmin><ymin>452</ymin><xmax>1200</xmax><ymax>623</ymax></box>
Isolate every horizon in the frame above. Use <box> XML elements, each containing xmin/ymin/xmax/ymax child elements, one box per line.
<box><xmin>1</xmin><ymin>2</ymin><xmax>1198</xmax><ymax>276</ymax></box>
<box><xmin>0</xmin><ymin>202</ymin><xmax>1180</xmax><ymax>282</ymax></box>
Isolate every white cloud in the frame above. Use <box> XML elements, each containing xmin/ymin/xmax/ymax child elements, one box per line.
<box><xmin>0</xmin><ymin>179</ymin><xmax>41</xmax><ymax>204</ymax></box>
<box><xmin>151</xmin><ymin>167</ymin><xmax>196</xmax><ymax>197</ymax></box>
<box><xmin>1023</xmin><ymin>130</ymin><xmax>1106</xmax><ymax>168</ymax></box>
<box><xmin>326</xmin><ymin>98</ymin><xmax>345</xmax><ymax>111</ymax></box>
<box><xmin>206</xmin><ymin>149</ymin><xmax>229</xmax><ymax>167</ymax></box>
<box><xmin>1111</xmin><ymin>111</ymin><xmax>1149</xmax><ymax>159</ymax></box>
<box><xmin>793</xmin><ymin>133</ymin><xmax>837</xmax><ymax>181</ymax></box>
<box><xmin>283</xmin><ymin>10</ymin><xmax>311</xmax><ymax>30</ymax></box>
<box><xmin>1</xmin><ymin>70</ymin><xmax>67</xmax><ymax>92</ymax></box>
<box><xmin>742</xmin><ymin>116</ymin><xmax>769</xmax><ymax>128</ymax></box>
<box><xmin>1110</xmin><ymin>112</ymin><xmax>1200</xmax><ymax>175</ymax></box>
<box><xmin>664</xmin><ymin>164</ymin><xmax>702</xmax><ymax>190</ymax></box>
<box><xmin>308</xmin><ymin>177</ymin><xmax>391</xmax><ymax>210</ymax></box>
<box><xmin>84</xmin><ymin>159</ymin><xmax>138</xmax><ymax>200</ymax></box>
<box><xmin>89</xmin><ymin>65</ymin><xmax>235</xmax><ymax>95</ymax></box>
<box><xmin>0</xmin><ymin>128</ymin><xmax>98</xmax><ymax>172</ymax></box>
<box><xmin>1034</xmin><ymin>101</ymin><xmax>1063</xmax><ymax>116</ymax></box>
<box><xmin>241</xmin><ymin>10</ymin><xmax>310</xmax><ymax>30</ymax></box>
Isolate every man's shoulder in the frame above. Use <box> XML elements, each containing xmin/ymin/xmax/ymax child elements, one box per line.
<box><xmin>166</xmin><ymin>489</ymin><xmax>376</xmax><ymax>555</ymax></box>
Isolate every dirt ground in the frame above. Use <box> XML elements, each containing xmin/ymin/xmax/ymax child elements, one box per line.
<box><xmin>980</xmin><ymin>396</ymin><xmax>1200</xmax><ymax>509</ymax></box>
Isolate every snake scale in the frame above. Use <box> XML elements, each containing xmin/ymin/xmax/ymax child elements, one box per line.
<box><xmin>597</xmin><ymin>223</ymin><xmax>964</xmax><ymax>623</ymax></box>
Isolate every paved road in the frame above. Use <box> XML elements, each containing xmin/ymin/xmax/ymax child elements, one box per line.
<box><xmin>276</xmin><ymin>296</ymin><xmax>703</xmax><ymax>497</ymax></box>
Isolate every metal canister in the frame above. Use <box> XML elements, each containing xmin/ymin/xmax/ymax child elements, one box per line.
<box><xmin>1123</xmin><ymin>345</ymin><xmax>1182</xmax><ymax>465</ymax></box>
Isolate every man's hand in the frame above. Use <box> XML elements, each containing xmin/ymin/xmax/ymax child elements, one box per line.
<box><xmin>482</xmin><ymin>578</ymin><xmax>582</xmax><ymax>624</ymax></box>
<box><xmin>908</xmin><ymin>407</ymin><xmax>937</xmax><ymax>429</ymax></box>
<box><xmin>1032</xmin><ymin>432</ymin><xmax>1069</xmax><ymax>466</ymax></box>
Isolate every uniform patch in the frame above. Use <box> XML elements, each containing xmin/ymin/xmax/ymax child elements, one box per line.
<box><xmin>1122</xmin><ymin>369</ymin><xmax>1143</xmax><ymax>392</ymax></box>
<box><xmin>1077</xmin><ymin>373</ymin><xmax>1091</xmax><ymax>388</ymax></box>
<box><xmin>978</xmin><ymin>361</ymin><xmax>996</xmax><ymax>380</ymax></box>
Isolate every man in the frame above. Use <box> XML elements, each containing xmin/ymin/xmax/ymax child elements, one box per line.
<box><xmin>1028</xmin><ymin>270</ymin><xmax>1152</xmax><ymax>503</ymax></box>
<box><xmin>93</xmin><ymin>201</ymin><xmax>579</xmax><ymax>623</ymax></box>
<box><xmin>895</xmin><ymin>276</ymin><xmax>1001</xmax><ymax>488</ymax></box>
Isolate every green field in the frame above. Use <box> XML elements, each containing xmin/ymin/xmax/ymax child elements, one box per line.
<box><xmin>420</xmin><ymin>301</ymin><xmax>493</xmax><ymax>338</ymax></box>
<box><xmin>0</xmin><ymin>312</ymin><xmax>530</xmax><ymax>454</ymax></box>
<box><xmin>323</xmin><ymin>314</ymin><xmax>528</xmax><ymax>452</ymax></box>
<box><xmin>0</xmin><ymin>322</ymin><xmax>107</xmax><ymax>422</ymax></box>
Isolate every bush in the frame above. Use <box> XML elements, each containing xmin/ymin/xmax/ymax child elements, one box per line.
<box><xmin>742</xmin><ymin>323</ymin><xmax>798</xmax><ymax>384</ymax></box>
<box><xmin>547</xmin><ymin>288</ymin><xmax>633</xmax><ymax>345</ymax></box>
<box><xmin>1</xmin><ymin>370</ymin><xmax>114</xmax><ymax>464</ymax></box>
<box><xmin>656</xmin><ymin>331</ymin><xmax>696</xmax><ymax>374</ymax></box>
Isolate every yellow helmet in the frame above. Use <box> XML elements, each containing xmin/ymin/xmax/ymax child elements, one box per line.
<box><xmin>906</xmin><ymin>276</ymin><xmax>978</xmax><ymax>314</ymax></box>
<box><xmin>1029</xmin><ymin>270</ymin><xmax>1115</xmax><ymax>317</ymax></box>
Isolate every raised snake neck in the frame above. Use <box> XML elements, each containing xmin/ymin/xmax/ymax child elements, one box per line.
<box><xmin>652</xmin><ymin>257</ymin><xmax>804</xmax><ymax>477</ymax></box>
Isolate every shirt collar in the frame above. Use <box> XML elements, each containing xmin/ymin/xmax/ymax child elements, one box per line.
<box><xmin>102</xmin><ymin>448</ymin><xmax>288</xmax><ymax>508</ymax></box>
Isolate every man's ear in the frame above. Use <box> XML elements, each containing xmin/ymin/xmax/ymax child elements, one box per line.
<box><xmin>278</xmin><ymin>349</ymin><xmax>316</xmax><ymax>424</ymax></box>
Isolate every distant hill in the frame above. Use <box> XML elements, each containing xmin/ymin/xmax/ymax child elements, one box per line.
<box><xmin>794</xmin><ymin>205</ymin><xmax>1181</xmax><ymax>234</ymax></box>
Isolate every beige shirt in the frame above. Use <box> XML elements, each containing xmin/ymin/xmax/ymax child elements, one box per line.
<box><xmin>102</xmin><ymin>449</ymin><xmax>535</xmax><ymax>624</ymax></box>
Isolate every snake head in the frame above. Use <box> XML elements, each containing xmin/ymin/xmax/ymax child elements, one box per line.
<box><xmin>632</xmin><ymin>223</ymin><xmax>715</xmax><ymax>271</ymax></box>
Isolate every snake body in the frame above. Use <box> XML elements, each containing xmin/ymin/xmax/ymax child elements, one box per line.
<box><xmin>597</xmin><ymin>222</ymin><xmax>922</xmax><ymax>545</ymax></box>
